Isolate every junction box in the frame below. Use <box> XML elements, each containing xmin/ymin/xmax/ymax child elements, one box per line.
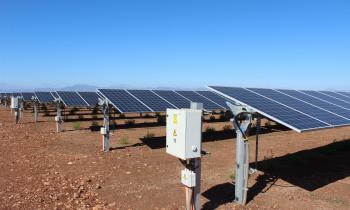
<box><xmin>11</xmin><ymin>97</ymin><xmax>19</xmax><ymax>109</ymax></box>
<box><xmin>166</xmin><ymin>109</ymin><xmax>202</xmax><ymax>160</ymax></box>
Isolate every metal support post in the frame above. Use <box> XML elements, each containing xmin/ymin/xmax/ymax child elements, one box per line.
<box><xmin>34</xmin><ymin>102</ymin><xmax>38</xmax><ymax>123</ymax></box>
<box><xmin>99</xmin><ymin>99</ymin><xmax>110</xmax><ymax>152</ymax></box>
<box><xmin>255</xmin><ymin>116</ymin><xmax>261</xmax><ymax>170</ymax></box>
<box><xmin>15</xmin><ymin>108</ymin><xmax>20</xmax><ymax>124</ymax></box>
<box><xmin>55</xmin><ymin>100</ymin><xmax>63</xmax><ymax>133</ymax></box>
<box><xmin>227</xmin><ymin>102</ymin><xmax>253</xmax><ymax>205</ymax></box>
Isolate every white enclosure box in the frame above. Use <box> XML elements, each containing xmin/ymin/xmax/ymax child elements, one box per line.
<box><xmin>166</xmin><ymin>109</ymin><xmax>202</xmax><ymax>160</ymax></box>
<box><xmin>11</xmin><ymin>97</ymin><xmax>19</xmax><ymax>109</ymax></box>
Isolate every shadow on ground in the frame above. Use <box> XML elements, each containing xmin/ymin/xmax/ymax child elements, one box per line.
<box><xmin>202</xmin><ymin>139</ymin><xmax>350</xmax><ymax>208</ymax></box>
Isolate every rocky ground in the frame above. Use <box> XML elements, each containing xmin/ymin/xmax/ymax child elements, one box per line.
<box><xmin>0</xmin><ymin>107</ymin><xmax>349</xmax><ymax>210</ymax></box>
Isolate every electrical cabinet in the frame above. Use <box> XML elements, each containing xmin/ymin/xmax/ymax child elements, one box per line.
<box><xmin>10</xmin><ymin>97</ymin><xmax>19</xmax><ymax>109</ymax></box>
<box><xmin>166</xmin><ymin>109</ymin><xmax>202</xmax><ymax>160</ymax></box>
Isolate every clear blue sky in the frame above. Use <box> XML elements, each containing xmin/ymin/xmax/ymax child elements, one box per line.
<box><xmin>0</xmin><ymin>0</ymin><xmax>349</xmax><ymax>91</ymax></box>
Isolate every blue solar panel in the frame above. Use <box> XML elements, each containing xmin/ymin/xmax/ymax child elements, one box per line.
<box><xmin>277</xmin><ymin>89</ymin><xmax>350</xmax><ymax>119</ymax></box>
<box><xmin>22</xmin><ymin>92</ymin><xmax>35</xmax><ymax>101</ymax></box>
<box><xmin>196</xmin><ymin>91</ymin><xmax>232</xmax><ymax>109</ymax></box>
<box><xmin>320</xmin><ymin>91</ymin><xmax>350</xmax><ymax>103</ymax></box>
<box><xmin>98</xmin><ymin>89</ymin><xmax>152</xmax><ymax>113</ymax></box>
<box><xmin>57</xmin><ymin>91</ymin><xmax>88</xmax><ymax>107</ymax></box>
<box><xmin>176</xmin><ymin>91</ymin><xmax>222</xmax><ymax>110</ymax></box>
<box><xmin>209</xmin><ymin>86</ymin><xmax>330</xmax><ymax>132</ymax></box>
<box><xmin>51</xmin><ymin>92</ymin><xmax>59</xmax><ymax>99</ymax></box>
<box><xmin>300</xmin><ymin>90</ymin><xmax>350</xmax><ymax>110</ymax></box>
<box><xmin>248</xmin><ymin>88</ymin><xmax>350</xmax><ymax>126</ymax></box>
<box><xmin>12</xmin><ymin>93</ymin><xmax>22</xmax><ymax>97</ymax></box>
<box><xmin>35</xmin><ymin>92</ymin><xmax>55</xmax><ymax>104</ymax></box>
<box><xmin>78</xmin><ymin>92</ymin><xmax>101</xmax><ymax>107</ymax></box>
<box><xmin>338</xmin><ymin>92</ymin><xmax>350</xmax><ymax>98</ymax></box>
<box><xmin>153</xmin><ymin>90</ymin><xmax>191</xmax><ymax>109</ymax></box>
<box><xmin>128</xmin><ymin>90</ymin><xmax>176</xmax><ymax>112</ymax></box>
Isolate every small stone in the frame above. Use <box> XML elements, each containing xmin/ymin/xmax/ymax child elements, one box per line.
<box><xmin>126</xmin><ymin>171</ymin><xmax>131</xmax><ymax>175</ymax></box>
<box><xmin>95</xmin><ymin>184</ymin><xmax>101</xmax><ymax>189</ymax></box>
<box><xmin>67</xmin><ymin>162</ymin><xmax>73</xmax><ymax>165</ymax></box>
<box><xmin>108</xmin><ymin>202</ymin><xmax>116</xmax><ymax>207</ymax></box>
<box><xmin>43</xmin><ymin>182</ymin><xmax>50</xmax><ymax>186</ymax></box>
<box><xmin>73</xmin><ymin>193</ymin><xmax>79</xmax><ymax>199</ymax></box>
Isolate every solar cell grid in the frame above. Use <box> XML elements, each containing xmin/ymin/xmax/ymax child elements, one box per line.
<box><xmin>248</xmin><ymin>88</ymin><xmax>350</xmax><ymax>126</ymax></box>
<box><xmin>51</xmin><ymin>92</ymin><xmax>59</xmax><ymax>99</ymax></box>
<box><xmin>300</xmin><ymin>90</ymin><xmax>350</xmax><ymax>110</ymax></box>
<box><xmin>209</xmin><ymin>86</ymin><xmax>330</xmax><ymax>132</ymax></box>
<box><xmin>277</xmin><ymin>89</ymin><xmax>350</xmax><ymax>119</ymax></box>
<box><xmin>152</xmin><ymin>90</ymin><xmax>191</xmax><ymax>109</ymax></box>
<box><xmin>128</xmin><ymin>90</ymin><xmax>176</xmax><ymax>112</ymax></box>
<box><xmin>22</xmin><ymin>92</ymin><xmax>35</xmax><ymax>101</ymax></box>
<box><xmin>98</xmin><ymin>89</ymin><xmax>151</xmax><ymax>113</ymax></box>
<box><xmin>176</xmin><ymin>91</ymin><xmax>222</xmax><ymax>110</ymax></box>
<box><xmin>35</xmin><ymin>92</ymin><xmax>55</xmax><ymax>104</ymax></box>
<box><xmin>196</xmin><ymin>91</ymin><xmax>232</xmax><ymax>109</ymax></box>
<box><xmin>338</xmin><ymin>92</ymin><xmax>350</xmax><ymax>98</ymax></box>
<box><xmin>320</xmin><ymin>91</ymin><xmax>350</xmax><ymax>103</ymax></box>
<box><xmin>57</xmin><ymin>91</ymin><xmax>88</xmax><ymax>107</ymax></box>
<box><xmin>78</xmin><ymin>92</ymin><xmax>101</xmax><ymax>107</ymax></box>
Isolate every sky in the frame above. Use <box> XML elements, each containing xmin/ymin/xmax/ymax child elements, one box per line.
<box><xmin>0</xmin><ymin>0</ymin><xmax>349</xmax><ymax>91</ymax></box>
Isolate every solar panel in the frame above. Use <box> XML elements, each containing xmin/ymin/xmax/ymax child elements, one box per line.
<box><xmin>196</xmin><ymin>90</ymin><xmax>233</xmax><ymax>109</ymax></box>
<box><xmin>51</xmin><ymin>92</ymin><xmax>59</xmax><ymax>99</ymax></box>
<box><xmin>56</xmin><ymin>91</ymin><xmax>88</xmax><ymax>107</ymax></box>
<box><xmin>12</xmin><ymin>93</ymin><xmax>22</xmax><ymax>97</ymax></box>
<box><xmin>77</xmin><ymin>92</ymin><xmax>101</xmax><ymax>107</ymax></box>
<box><xmin>35</xmin><ymin>92</ymin><xmax>55</xmax><ymax>104</ymax></box>
<box><xmin>152</xmin><ymin>90</ymin><xmax>191</xmax><ymax>109</ymax></box>
<box><xmin>320</xmin><ymin>91</ymin><xmax>350</xmax><ymax>103</ymax></box>
<box><xmin>277</xmin><ymin>89</ymin><xmax>350</xmax><ymax>119</ymax></box>
<box><xmin>176</xmin><ymin>91</ymin><xmax>223</xmax><ymax>110</ymax></box>
<box><xmin>128</xmin><ymin>90</ymin><xmax>176</xmax><ymax>112</ymax></box>
<box><xmin>338</xmin><ymin>91</ymin><xmax>350</xmax><ymax>98</ymax></box>
<box><xmin>209</xmin><ymin>86</ymin><xmax>330</xmax><ymax>132</ymax></box>
<box><xmin>22</xmin><ymin>92</ymin><xmax>35</xmax><ymax>101</ymax></box>
<box><xmin>248</xmin><ymin>88</ymin><xmax>349</xmax><ymax>126</ymax></box>
<box><xmin>98</xmin><ymin>89</ymin><xmax>152</xmax><ymax>113</ymax></box>
<box><xmin>300</xmin><ymin>90</ymin><xmax>350</xmax><ymax>110</ymax></box>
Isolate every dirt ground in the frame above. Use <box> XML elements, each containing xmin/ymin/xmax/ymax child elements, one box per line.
<box><xmin>0</xmin><ymin>106</ymin><xmax>349</xmax><ymax>210</ymax></box>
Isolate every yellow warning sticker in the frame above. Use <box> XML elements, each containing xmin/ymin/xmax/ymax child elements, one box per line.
<box><xmin>173</xmin><ymin>129</ymin><xmax>177</xmax><ymax>137</ymax></box>
<box><xmin>173</xmin><ymin>114</ymin><xmax>178</xmax><ymax>124</ymax></box>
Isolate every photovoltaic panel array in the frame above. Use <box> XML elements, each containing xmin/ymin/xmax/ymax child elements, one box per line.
<box><xmin>51</xmin><ymin>92</ymin><xmax>59</xmax><ymax>99</ymax></box>
<box><xmin>56</xmin><ymin>91</ymin><xmax>89</xmax><ymax>107</ymax></box>
<box><xmin>277</xmin><ymin>89</ymin><xmax>350</xmax><ymax>119</ymax></box>
<box><xmin>195</xmin><ymin>90</ymin><xmax>233</xmax><ymax>109</ymax></box>
<box><xmin>35</xmin><ymin>92</ymin><xmax>55</xmax><ymax>104</ymax></box>
<box><xmin>175</xmin><ymin>91</ymin><xmax>223</xmax><ymax>110</ymax></box>
<box><xmin>78</xmin><ymin>92</ymin><xmax>101</xmax><ymax>107</ymax></box>
<box><xmin>98</xmin><ymin>89</ymin><xmax>151</xmax><ymax>113</ymax></box>
<box><xmin>22</xmin><ymin>92</ymin><xmax>35</xmax><ymax>101</ymax></box>
<box><xmin>209</xmin><ymin>86</ymin><xmax>350</xmax><ymax>132</ymax></box>
<box><xmin>128</xmin><ymin>90</ymin><xmax>177</xmax><ymax>112</ymax></box>
<box><xmin>338</xmin><ymin>92</ymin><xmax>350</xmax><ymax>98</ymax></box>
<box><xmin>300</xmin><ymin>90</ymin><xmax>350</xmax><ymax>110</ymax></box>
<box><xmin>320</xmin><ymin>91</ymin><xmax>350</xmax><ymax>103</ymax></box>
<box><xmin>152</xmin><ymin>90</ymin><xmax>191</xmax><ymax>109</ymax></box>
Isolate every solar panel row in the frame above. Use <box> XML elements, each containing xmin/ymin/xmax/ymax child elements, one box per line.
<box><xmin>209</xmin><ymin>86</ymin><xmax>350</xmax><ymax>132</ymax></box>
<box><xmin>97</xmin><ymin>89</ymin><xmax>226</xmax><ymax>113</ymax></box>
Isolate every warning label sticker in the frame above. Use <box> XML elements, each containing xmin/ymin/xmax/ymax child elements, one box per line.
<box><xmin>173</xmin><ymin>129</ymin><xmax>177</xmax><ymax>137</ymax></box>
<box><xmin>173</xmin><ymin>114</ymin><xmax>178</xmax><ymax>124</ymax></box>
